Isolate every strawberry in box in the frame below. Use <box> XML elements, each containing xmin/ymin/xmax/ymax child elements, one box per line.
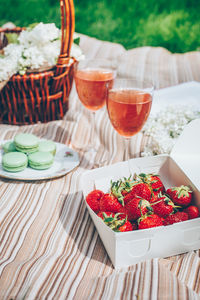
<box><xmin>123</xmin><ymin>181</ymin><xmax>152</xmax><ymax>203</ymax></box>
<box><xmin>120</xmin><ymin>197</ymin><xmax>152</xmax><ymax>221</ymax></box>
<box><xmin>151</xmin><ymin>193</ymin><xmax>178</xmax><ymax>218</ymax></box>
<box><xmin>137</xmin><ymin>173</ymin><xmax>165</xmax><ymax>193</ymax></box>
<box><xmin>163</xmin><ymin>211</ymin><xmax>189</xmax><ymax>225</ymax></box>
<box><xmin>97</xmin><ymin>212</ymin><xmax>133</xmax><ymax>232</ymax></box>
<box><xmin>183</xmin><ymin>206</ymin><xmax>200</xmax><ymax>219</ymax></box>
<box><xmin>86</xmin><ymin>190</ymin><xmax>104</xmax><ymax>213</ymax></box>
<box><xmin>138</xmin><ymin>214</ymin><xmax>164</xmax><ymax>230</ymax></box>
<box><xmin>166</xmin><ymin>185</ymin><xmax>192</xmax><ymax>206</ymax></box>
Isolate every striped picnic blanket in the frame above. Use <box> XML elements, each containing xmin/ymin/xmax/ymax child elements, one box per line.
<box><xmin>0</xmin><ymin>34</ymin><xmax>200</xmax><ymax>299</ymax></box>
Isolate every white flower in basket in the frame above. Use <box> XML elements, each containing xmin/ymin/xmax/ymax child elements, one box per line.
<box><xmin>0</xmin><ymin>22</ymin><xmax>84</xmax><ymax>84</ymax></box>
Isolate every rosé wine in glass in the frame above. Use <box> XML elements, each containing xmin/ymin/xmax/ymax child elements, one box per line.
<box><xmin>107</xmin><ymin>88</ymin><xmax>152</xmax><ymax>138</ymax></box>
<box><xmin>75</xmin><ymin>68</ymin><xmax>115</xmax><ymax>111</ymax></box>
<box><xmin>73</xmin><ymin>59</ymin><xmax>116</xmax><ymax>160</ymax></box>
<box><xmin>106</xmin><ymin>78</ymin><xmax>154</xmax><ymax>163</ymax></box>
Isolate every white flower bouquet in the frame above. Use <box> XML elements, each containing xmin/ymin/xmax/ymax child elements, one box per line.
<box><xmin>0</xmin><ymin>22</ymin><xmax>84</xmax><ymax>83</ymax></box>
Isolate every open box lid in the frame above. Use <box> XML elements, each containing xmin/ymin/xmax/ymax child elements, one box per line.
<box><xmin>170</xmin><ymin>119</ymin><xmax>200</xmax><ymax>190</ymax></box>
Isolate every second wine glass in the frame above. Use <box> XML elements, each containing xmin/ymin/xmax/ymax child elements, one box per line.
<box><xmin>106</xmin><ymin>78</ymin><xmax>154</xmax><ymax>162</ymax></box>
<box><xmin>74</xmin><ymin>59</ymin><xmax>116</xmax><ymax>154</ymax></box>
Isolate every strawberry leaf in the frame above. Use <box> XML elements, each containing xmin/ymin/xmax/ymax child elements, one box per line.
<box><xmin>111</xmin><ymin>177</ymin><xmax>136</xmax><ymax>206</ymax></box>
<box><xmin>153</xmin><ymin>187</ymin><xmax>161</xmax><ymax>191</ymax></box>
<box><xmin>147</xmin><ymin>206</ymin><xmax>153</xmax><ymax>212</ymax></box>
<box><xmin>104</xmin><ymin>217</ymin><xmax>114</xmax><ymax>223</ymax></box>
<box><xmin>139</xmin><ymin>173</ymin><xmax>146</xmax><ymax>178</ymax></box>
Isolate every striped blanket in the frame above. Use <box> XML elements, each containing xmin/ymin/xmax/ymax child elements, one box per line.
<box><xmin>0</xmin><ymin>34</ymin><xmax>200</xmax><ymax>299</ymax></box>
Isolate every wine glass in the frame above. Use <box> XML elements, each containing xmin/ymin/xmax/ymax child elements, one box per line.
<box><xmin>106</xmin><ymin>78</ymin><xmax>154</xmax><ymax>164</ymax></box>
<box><xmin>74</xmin><ymin>59</ymin><xmax>116</xmax><ymax>155</ymax></box>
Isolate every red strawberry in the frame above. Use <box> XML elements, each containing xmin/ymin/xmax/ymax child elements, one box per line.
<box><xmin>123</xmin><ymin>191</ymin><xmax>135</xmax><ymax>205</ymax></box>
<box><xmin>98</xmin><ymin>212</ymin><xmax>133</xmax><ymax>232</ymax></box>
<box><xmin>138</xmin><ymin>214</ymin><xmax>163</xmax><ymax>230</ymax></box>
<box><xmin>183</xmin><ymin>206</ymin><xmax>200</xmax><ymax>219</ymax></box>
<box><xmin>110</xmin><ymin>177</ymin><xmax>136</xmax><ymax>206</ymax></box>
<box><xmin>151</xmin><ymin>194</ymin><xmax>176</xmax><ymax>218</ymax></box>
<box><xmin>124</xmin><ymin>182</ymin><xmax>152</xmax><ymax>204</ymax></box>
<box><xmin>118</xmin><ymin>220</ymin><xmax>133</xmax><ymax>232</ymax></box>
<box><xmin>99</xmin><ymin>193</ymin><xmax>123</xmax><ymax>213</ymax></box>
<box><xmin>166</xmin><ymin>185</ymin><xmax>192</xmax><ymax>207</ymax></box>
<box><xmin>121</xmin><ymin>197</ymin><xmax>152</xmax><ymax>221</ymax></box>
<box><xmin>116</xmin><ymin>206</ymin><xmax>129</xmax><ymax>219</ymax></box>
<box><xmin>86</xmin><ymin>189</ymin><xmax>104</xmax><ymax>212</ymax></box>
<box><xmin>150</xmin><ymin>190</ymin><xmax>160</xmax><ymax>203</ymax></box>
<box><xmin>163</xmin><ymin>211</ymin><xmax>189</xmax><ymax>225</ymax></box>
<box><xmin>138</xmin><ymin>173</ymin><xmax>165</xmax><ymax>193</ymax></box>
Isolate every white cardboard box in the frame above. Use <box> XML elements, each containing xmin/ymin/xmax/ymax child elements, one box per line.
<box><xmin>81</xmin><ymin>119</ymin><xmax>200</xmax><ymax>268</ymax></box>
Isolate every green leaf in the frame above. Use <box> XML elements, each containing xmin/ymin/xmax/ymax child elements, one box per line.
<box><xmin>5</xmin><ymin>33</ymin><xmax>19</xmax><ymax>44</ymax></box>
<box><xmin>104</xmin><ymin>217</ymin><xmax>114</xmax><ymax>223</ymax></box>
<box><xmin>74</xmin><ymin>37</ymin><xmax>80</xmax><ymax>45</ymax></box>
<box><xmin>153</xmin><ymin>187</ymin><xmax>161</xmax><ymax>191</ymax></box>
<box><xmin>147</xmin><ymin>206</ymin><xmax>153</xmax><ymax>212</ymax></box>
<box><xmin>151</xmin><ymin>180</ymin><xmax>158</xmax><ymax>184</ymax></box>
<box><xmin>125</xmin><ymin>181</ymin><xmax>131</xmax><ymax>188</ymax></box>
<box><xmin>27</xmin><ymin>22</ymin><xmax>39</xmax><ymax>31</ymax></box>
<box><xmin>139</xmin><ymin>173</ymin><xmax>146</xmax><ymax>178</ymax></box>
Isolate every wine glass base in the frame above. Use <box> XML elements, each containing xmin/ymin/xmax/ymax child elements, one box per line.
<box><xmin>87</xmin><ymin>147</ymin><xmax>111</xmax><ymax>168</ymax></box>
<box><xmin>70</xmin><ymin>142</ymin><xmax>109</xmax><ymax>168</ymax></box>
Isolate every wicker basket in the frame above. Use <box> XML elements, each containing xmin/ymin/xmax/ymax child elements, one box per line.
<box><xmin>0</xmin><ymin>0</ymin><xmax>75</xmax><ymax>125</ymax></box>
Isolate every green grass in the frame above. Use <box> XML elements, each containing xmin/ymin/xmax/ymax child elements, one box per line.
<box><xmin>0</xmin><ymin>0</ymin><xmax>199</xmax><ymax>53</ymax></box>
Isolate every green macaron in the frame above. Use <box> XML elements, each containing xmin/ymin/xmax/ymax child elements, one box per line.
<box><xmin>2</xmin><ymin>141</ymin><xmax>16</xmax><ymax>153</ymax></box>
<box><xmin>28</xmin><ymin>151</ymin><xmax>54</xmax><ymax>170</ymax></box>
<box><xmin>14</xmin><ymin>133</ymin><xmax>39</xmax><ymax>154</ymax></box>
<box><xmin>38</xmin><ymin>140</ymin><xmax>56</xmax><ymax>156</ymax></box>
<box><xmin>2</xmin><ymin>152</ymin><xmax>28</xmax><ymax>172</ymax></box>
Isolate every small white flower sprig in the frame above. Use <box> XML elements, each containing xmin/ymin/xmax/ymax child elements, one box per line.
<box><xmin>0</xmin><ymin>22</ymin><xmax>84</xmax><ymax>82</ymax></box>
<box><xmin>141</xmin><ymin>105</ymin><xmax>200</xmax><ymax>156</ymax></box>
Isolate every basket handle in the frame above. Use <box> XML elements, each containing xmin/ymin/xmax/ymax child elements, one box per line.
<box><xmin>57</xmin><ymin>0</ymin><xmax>75</xmax><ymax>64</ymax></box>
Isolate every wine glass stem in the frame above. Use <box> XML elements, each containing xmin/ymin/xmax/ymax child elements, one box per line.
<box><xmin>90</xmin><ymin>111</ymin><xmax>96</xmax><ymax>150</ymax></box>
<box><xmin>124</xmin><ymin>138</ymin><xmax>132</xmax><ymax>176</ymax></box>
<box><xmin>124</xmin><ymin>138</ymin><xmax>130</xmax><ymax>160</ymax></box>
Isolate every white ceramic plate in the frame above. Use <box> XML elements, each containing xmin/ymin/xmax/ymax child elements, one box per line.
<box><xmin>0</xmin><ymin>141</ymin><xmax>80</xmax><ymax>181</ymax></box>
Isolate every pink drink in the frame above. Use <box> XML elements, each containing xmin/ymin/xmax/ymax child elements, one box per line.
<box><xmin>75</xmin><ymin>69</ymin><xmax>115</xmax><ymax>111</ymax></box>
<box><xmin>107</xmin><ymin>89</ymin><xmax>152</xmax><ymax>138</ymax></box>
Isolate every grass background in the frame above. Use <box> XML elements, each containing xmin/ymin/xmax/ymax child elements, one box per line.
<box><xmin>0</xmin><ymin>0</ymin><xmax>199</xmax><ymax>53</ymax></box>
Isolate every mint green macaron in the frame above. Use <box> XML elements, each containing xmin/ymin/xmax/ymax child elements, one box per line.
<box><xmin>2</xmin><ymin>141</ymin><xmax>16</xmax><ymax>153</ymax></box>
<box><xmin>14</xmin><ymin>133</ymin><xmax>39</xmax><ymax>154</ymax></box>
<box><xmin>28</xmin><ymin>151</ymin><xmax>54</xmax><ymax>170</ymax></box>
<box><xmin>38</xmin><ymin>140</ymin><xmax>56</xmax><ymax>156</ymax></box>
<box><xmin>2</xmin><ymin>152</ymin><xmax>28</xmax><ymax>172</ymax></box>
